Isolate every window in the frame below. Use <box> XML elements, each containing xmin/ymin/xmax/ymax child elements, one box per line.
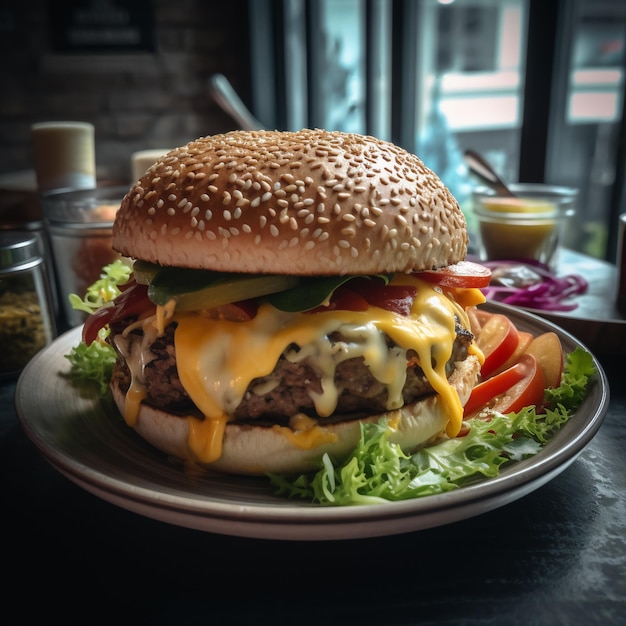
<box><xmin>248</xmin><ymin>0</ymin><xmax>626</xmax><ymax>262</ymax></box>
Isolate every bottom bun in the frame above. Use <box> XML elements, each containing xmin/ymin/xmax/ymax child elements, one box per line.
<box><xmin>110</xmin><ymin>355</ymin><xmax>481</xmax><ymax>476</ymax></box>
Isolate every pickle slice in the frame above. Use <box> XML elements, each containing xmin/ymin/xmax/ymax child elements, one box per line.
<box><xmin>133</xmin><ymin>260</ymin><xmax>162</xmax><ymax>285</ymax></box>
<box><xmin>147</xmin><ymin>267</ymin><xmax>300</xmax><ymax>311</ymax></box>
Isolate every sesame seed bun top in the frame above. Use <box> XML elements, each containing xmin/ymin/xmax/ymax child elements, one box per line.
<box><xmin>113</xmin><ymin>129</ymin><xmax>468</xmax><ymax>275</ymax></box>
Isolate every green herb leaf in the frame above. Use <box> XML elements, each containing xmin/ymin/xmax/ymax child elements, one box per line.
<box><xmin>269</xmin><ymin>274</ymin><xmax>392</xmax><ymax>312</ymax></box>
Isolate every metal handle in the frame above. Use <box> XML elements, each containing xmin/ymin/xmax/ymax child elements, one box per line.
<box><xmin>463</xmin><ymin>149</ymin><xmax>516</xmax><ymax>197</ymax></box>
<box><xmin>209</xmin><ymin>74</ymin><xmax>265</xmax><ymax>131</ymax></box>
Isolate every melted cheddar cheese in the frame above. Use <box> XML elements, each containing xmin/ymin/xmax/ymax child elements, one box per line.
<box><xmin>117</xmin><ymin>274</ymin><xmax>485</xmax><ymax>464</ymax></box>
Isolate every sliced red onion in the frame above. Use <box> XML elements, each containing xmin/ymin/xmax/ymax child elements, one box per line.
<box><xmin>478</xmin><ymin>259</ymin><xmax>588</xmax><ymax>312</ymax></box>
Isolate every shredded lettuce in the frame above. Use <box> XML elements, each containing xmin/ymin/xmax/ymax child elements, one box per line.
<box><xmin>269</xmin><ymin>346</ymin><xmax>596</xmax><ymax>505</ymax></box>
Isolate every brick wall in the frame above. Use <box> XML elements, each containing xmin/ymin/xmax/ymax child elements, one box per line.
<box><xmin>0</xmin><ymin>0</ymin><xmax>252</xmax><ymax>185</ymax></box>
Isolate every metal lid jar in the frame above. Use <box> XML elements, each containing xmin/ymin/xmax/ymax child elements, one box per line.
<box><xmin>0</xmin><ymin>232</ymin><xmax>56</xmax><ymax>378</ymax></box>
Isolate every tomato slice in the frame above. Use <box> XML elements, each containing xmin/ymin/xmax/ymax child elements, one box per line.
<box><xmin>475</xmin><ymin>313</ymin><xmax>520</xmax><ymax>379</ymax></box>
<box><xmin>415</xmin><ymin>261</ymin><xmax>492</xmax><ymax>288</ymax></box>
<box><xmin>359</xmin><ymin>283</ymin><xmax>417</xmax><ymax>316</ymax></box>
<box><xmin>524</xmin><ymin>331</ymin><xmax>564</xmax><ymax>388</ymax></box>
<box><xmin>308</xmin><ymin>286</ymin><xmax>369</xmax><ymax>314</ymax></box>
<box><xmin>467</xmin><ymin>306</ymin><xmax>495</xmax><ymax>336</ymax></box>
<box><xmin>464</xmin><ymin>353</ymin><xmax>545</xmax><ymax>417</ymax></box>
<box><xmin>204</xmin><ymin>299</ymin><xmax>259</xmax><ymax>321</ymax></box>
<box><xmin>490</xmin><ymin>330</ymin><xmax>533</xmax><ymax>377</ymax></box>
<box><xmin>308</xmin><ymin>281</ymin><xmax>417</xmax><ymax>316</ymax></box>
<box><xmin>490</xmin><ymin>353</ymin><xmax>545</xmax><ymax>414</ymax></box>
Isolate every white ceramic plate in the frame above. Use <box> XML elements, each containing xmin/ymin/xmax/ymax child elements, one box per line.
<box><xmin>16</xmin><ymin>303</ymin><xmax>609</xmax><ymax>541</ymax></box>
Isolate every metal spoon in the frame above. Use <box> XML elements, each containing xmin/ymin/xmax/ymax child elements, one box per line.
<box><xmin>463</xmin><ymin>149</ymin><xmax>516</xmax><ymax>197</ymax></box>
<box><xmin>209</xmin><ymin>73</ymin><xmax>265</xmax><ymax>131</ymax></box>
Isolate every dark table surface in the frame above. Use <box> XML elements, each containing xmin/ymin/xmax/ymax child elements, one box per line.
<box><xmin>3</xmin><ymin>252</ymin><xmax>625</xmax><ymax>625</ymax></box>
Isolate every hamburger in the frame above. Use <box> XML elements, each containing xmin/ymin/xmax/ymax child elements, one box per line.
<box><xmin>86</xmin><ymin>129</ymin><xmax>489</xmax><ymax>476</ymax></box>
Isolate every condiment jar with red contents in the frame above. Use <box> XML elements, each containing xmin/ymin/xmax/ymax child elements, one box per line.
<box><xmin>0</xmin><ymin>232</ymin><xmax>56</xmax><ymax>378</ymax></box>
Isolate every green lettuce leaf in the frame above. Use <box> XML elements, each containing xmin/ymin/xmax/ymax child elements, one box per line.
<box><xmin>64</xmin><ymin>327</ymin><xmax>117</xmax><ymax>396</ymax></box>
<box><xmin>67</xmin><ymin>259</ymin><xmax>132</xmax><ymax>314</ymax></box>
<box><xmin>64</xmin><ymin>260</ymin><xmax>131</xmax><ymax>395</ymax></box>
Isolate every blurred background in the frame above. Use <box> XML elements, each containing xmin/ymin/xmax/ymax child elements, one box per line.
<box><xmin>1</xmin><ymin>0</ymin><xmax>625</xmax><ymax>262</ymax></box>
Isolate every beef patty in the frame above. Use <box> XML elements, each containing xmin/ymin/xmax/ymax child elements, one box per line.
<box><xmin>109</xmin><ymin>319</ymin><xmax>473</xmax><ymax>425</ymax></box>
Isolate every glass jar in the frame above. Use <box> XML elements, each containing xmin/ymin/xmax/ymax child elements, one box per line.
<box><xmin>0</xmin><ymin>232</ymin><xmax>56</xmax><ymax>378</ymax></box>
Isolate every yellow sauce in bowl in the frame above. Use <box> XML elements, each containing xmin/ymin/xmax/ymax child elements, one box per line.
<box><xmin>476</xmin><ymin>197</ymin><xmax>558</xmax><ymax>262</ymax></box>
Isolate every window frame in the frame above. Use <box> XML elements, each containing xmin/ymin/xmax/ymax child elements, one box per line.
<box><xmin>247</xmin><ymin>0</ymin><xmax>626</xmax><ymax>262</ymax></box>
